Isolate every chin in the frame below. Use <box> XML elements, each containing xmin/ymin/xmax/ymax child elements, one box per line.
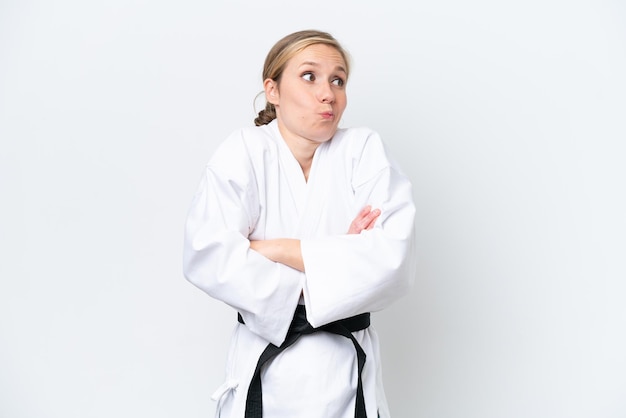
<box><xmin>314</xmin><ymin>127</ymin><xmax>339</xmax><ymax>142</ymax></box>
<box><xmin>311</xmin><ymin>133</ymin><xmax>336</xmax><ymax>143</ymax></box>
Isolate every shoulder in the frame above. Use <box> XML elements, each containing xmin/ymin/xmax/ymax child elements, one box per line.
<box><xmin>333</xmin><ymin>126</ymin><xmax>410</xmax><ymax>187</ymax></box>
<box><xmin>332</xmin><ymin>126</ymin><xmax>390</xmax><ymax>163</ymax></box>
<box><xmin>209</xmin><ymin>124</ymin><xmax>276</xmax><ymax>162</ymax></box>
<box><xmin>206</xmin><ymin>124</ymin><xmax>279</xmax><ymax>172</ymax></box>
<box><xmin>333</xmin><ymin>126</ymin><xmax>380</xmax><ymax>144</ymax></box>
<box><xmin>199</xmin><ymin>125</ymin><xmax>277</xmax><ymax>192</ymax></box>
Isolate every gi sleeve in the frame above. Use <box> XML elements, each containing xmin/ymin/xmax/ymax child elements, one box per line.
<box><xmin>183</xmin><ymin>136</ymin><xmax>304</xmax><ymax>346</ymax></box>
<box><xmin>301</xmin><ymin>131</ymin><xmax>417</xmax><ymax>327</ymax></box>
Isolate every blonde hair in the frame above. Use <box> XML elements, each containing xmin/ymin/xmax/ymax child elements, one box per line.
<box><xmin>254</xmin><ymin>30</ymin><xmax>351</xmax><ymax>126</ymax></box>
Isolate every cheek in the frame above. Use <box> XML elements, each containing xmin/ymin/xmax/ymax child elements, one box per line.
<box><xmin>287</xmin><ymin>92</ymin><xmax>308</xmax><ymax>110</ymax></box>
<box><xmin>336</xmin><ymin>96</ymin><xmax>348</xmax><ymax>113</ymax></box>
<box><xmin>336</xmin><ymin>91</ymin><xmax>347</xmax><ymax>105</ymax></box>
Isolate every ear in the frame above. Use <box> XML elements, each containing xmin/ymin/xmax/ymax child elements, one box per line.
<box><xmin>263</xmin><ymin>78</ymin><xmax>279</xmax><ymax>105</ymax></box>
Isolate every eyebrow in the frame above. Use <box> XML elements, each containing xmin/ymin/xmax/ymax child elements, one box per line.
<box><xmin>299</xmin><ymin>61</ymin><xmax>347</xmax><ymax>74</ymax></box>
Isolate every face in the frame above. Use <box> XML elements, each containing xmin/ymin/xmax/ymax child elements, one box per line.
<box><xmin>265</xmin><ymin>43</ymin><xmax>348</xmax><ymax>148</ymax></box>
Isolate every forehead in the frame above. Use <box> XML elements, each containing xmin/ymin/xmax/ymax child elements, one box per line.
<box><xmin>287</xmin><ymin>44</ymin><xmax>347</xmax><ymax>71</ymax></box>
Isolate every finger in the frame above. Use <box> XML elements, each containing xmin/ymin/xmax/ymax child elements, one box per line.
<box><xmin>356</xmin><ymin>205</ymin><xmax>372</xmax><ymax>218</ymax></box>
<box><xmin>364</xmin><ymin>209</ymin><xmax>381</xmax><ymax>230</ymax></box>
<box><xmin>348</xmin><ymin>206</ymin><xmax>377</xmax><ymax>234</ymax></box>
<box><xmin>359</xmin><ymin>212</ymin><xmax>377</xmax><ymax>229</ymax></box>
<box><xmin>355</xmin><ymin>209</ymin><xmax>380</xmax><ymax>232</ymax></box>
<box><xmin>364</xmin><ymin>208</ymin><xmax>380</xmax><ymax>222</ymax></box>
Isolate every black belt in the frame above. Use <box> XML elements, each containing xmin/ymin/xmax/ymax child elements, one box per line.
<box><xmin>238</xmin><ymin>305</ymin><xmax>370</xmax><ymax>418</ymax></box>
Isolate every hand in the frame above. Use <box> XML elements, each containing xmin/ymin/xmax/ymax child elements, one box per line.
<box><xmin>347</xmin><ymin>205</ymin><xmax>381</xmax><ymax>234</ymax></box>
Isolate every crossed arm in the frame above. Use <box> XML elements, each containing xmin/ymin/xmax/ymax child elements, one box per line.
<box><xmin>249</xmin><ymin>205</ymin><xmax>381</xmax><ymax>272</ymax></box>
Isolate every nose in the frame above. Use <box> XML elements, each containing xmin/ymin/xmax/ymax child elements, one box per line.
<box><xmin>317</xmin><ymin>83</ymin><xmax>335</xmax><ymax>104</ymax></box>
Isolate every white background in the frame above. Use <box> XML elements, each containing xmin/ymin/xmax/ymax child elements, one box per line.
<box><xmin>1</xmin><ymin>1</ymin><xmax>625</xmax><ymax>417</ymax></box>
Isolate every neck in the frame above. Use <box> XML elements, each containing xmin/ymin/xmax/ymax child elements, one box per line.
<box><xmin>290</xmin><ymin>142</ymin><xmax>318</xmax><ymax>182</ymax></box>
<box><xmin>276</xmin><ymin>122</ymin><xmax>320</xmax><ymax>181</ymax></box>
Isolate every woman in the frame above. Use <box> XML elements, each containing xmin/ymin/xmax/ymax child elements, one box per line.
<box><xmin>183</xmin><ymin>30</ymin><xmax>416</xmax><ymax>418</ymax></box>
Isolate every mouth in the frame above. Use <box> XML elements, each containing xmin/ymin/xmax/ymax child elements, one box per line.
<box><xmin>320</xmin><ymin>111</ymin><xmax>334</xmax><ymax>120</ymax></box>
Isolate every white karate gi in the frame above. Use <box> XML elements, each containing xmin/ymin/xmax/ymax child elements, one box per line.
<box><xmin>183</xmin><ymin>120</ymin><xmax>416</xmax><ymax>418</ymax></box>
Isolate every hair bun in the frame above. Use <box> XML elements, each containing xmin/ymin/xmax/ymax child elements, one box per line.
<box><xmin>254</xmin><ymin>103</ymin><xmax>277</xmax><ymax>126</ymax></box>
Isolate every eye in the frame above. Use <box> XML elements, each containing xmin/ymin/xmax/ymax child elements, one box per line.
<box><xmin>301</xmin><ymin>72</ymin><xmax>315</xmax><ymax>82</ymax></box>
<box><xmin>332</xmin><ymin>77</ymin><xmax>345</xmax><ymax>87</ymax></box>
